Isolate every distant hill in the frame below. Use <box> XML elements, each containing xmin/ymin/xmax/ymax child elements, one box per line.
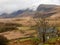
<box><xmin>0</xmin><ymin>10</ymin><xmax>25</xmax><ymax>18</ymax></box>
<box><xmin>0</xmin><ymin>4</ymin><xmax>60</xmax><ymax>19</ymax></box>
<box><xmin>0</xmin><ymin>9</ymin><xmax>33</xmax><ymax>18</ymax></box>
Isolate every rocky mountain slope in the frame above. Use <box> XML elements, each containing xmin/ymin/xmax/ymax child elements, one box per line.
<box><xmin>37</xmin><ymin>4</ymin><xmax>60</xmax><ymax>19</ymax></box>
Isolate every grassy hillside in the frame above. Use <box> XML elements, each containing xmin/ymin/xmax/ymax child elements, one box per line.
<box><xmin>0</xmin><ymin>16</ymin><xmax>60</xmax><ymax>45</ymax></box>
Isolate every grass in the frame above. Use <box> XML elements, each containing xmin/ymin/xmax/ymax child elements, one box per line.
<box><xmin>56</xmin><ymin>27</ymin><xmax>60</xmax><ymax>30</ymax></box>
<box><xmin>0</xmin><ymin>18</ymin><xmax>60</xmax><ymax>45</ymax></box>
<box><xmin>43</xmin><ymin>44</ymin><xmax>50</xmax><ymax>45</ymax></box>
<box><xmin>19</xmin><ymin>38</ymin><xmax>32</xmax><ymax>42</ymax></box>
<box><xmin>47</xmin><ymin>38</ymin><xmax>57</xmax><ymax>43</ymax></box>
<box><xmin>17</xmin><ymin>27</ymin><xmax>31</xmax><ymax>30</ymax></box>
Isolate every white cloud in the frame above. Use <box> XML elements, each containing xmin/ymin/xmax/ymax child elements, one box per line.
<box><xmin>40</xmin><ymin>0</ymin><xmax>60</xmax><ymax>4</ymax></box>
<box><xmin>0</xmin><ymin>0</ymin><xmax>34</xmax><ymax>13</ymax></box>
<box><xmin>0</xmin><ymin>0</ymin><xmax>60</xmax><ymax>13</ymax></box>
<box><xmin>33</xmin><ymin>0</ymin><xmax>60</xmax><ymax>7</ymax></box>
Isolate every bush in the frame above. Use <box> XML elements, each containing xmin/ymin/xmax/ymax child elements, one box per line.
<box><xmin>0</xmin><ymin>23</ymin><xmax>21</xmax><ymax>32</ymax></box>
<box><xmin>5</xmin><ymin>23</ymin><xmax>23</xmax><ymax>27</ymax></box>
<box><xmin>0</xmin><ymin>26</ymin><xmax>18</xmax><ymax>33</ymax></box>
<box><xmin>31</xmin><ymin>37</ymin><xmax>40</xmax><ymax>45</ymax></box>
<box><xmin>0</xmin><ymin>35</ymin><xmax>8</xmax><ymax>45</ymax></box>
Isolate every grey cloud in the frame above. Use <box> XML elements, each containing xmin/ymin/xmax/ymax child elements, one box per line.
<box><xmin>0</xmin><ymin>0</ymin><xmax>60</xmax><ymax>13</ymax></box>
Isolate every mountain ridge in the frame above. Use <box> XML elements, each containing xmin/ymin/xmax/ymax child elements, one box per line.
<box><xmin>0</xmin><ymin>4</ymin><xmax>60</xmax><ymax>19</ymax></box>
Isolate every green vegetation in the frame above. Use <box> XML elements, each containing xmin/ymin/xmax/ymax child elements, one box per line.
<box><xmin>31</xmin><ymin>37</ymin><xmax>40</xmax><ymax>45</ymax></box>
<box><xmin>56</xmin><ymin>27</ymin><xmax>60</xmax><ymax>30</ymax></box>
<box><xmin>0</xmin><ymin>26</ymin><xmax>17</xmax><ymax>32</ymax></box>
<box><xmin>47</xmin><ymin>38</ymin><xmax>57</xmax><ymax>43</ymax></box>
<box><xmin>0</xmin><ymin>23</ymin><xmax>23</xmax><ymax>33</ymax></box>
<box><xmin>43</xmin><ymin>44</ymin><xmax>50</xmax><ymax>45</ymax></box>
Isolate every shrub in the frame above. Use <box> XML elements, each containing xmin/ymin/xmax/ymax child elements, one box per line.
<box><xmin>0</xmin><ymin>26</ymin><xmax>18</xmax><ymax>33</ymax></box>
<box><xmin>0</xmin><ymin>35</ymin><xmax>8</xmax><ymax>45</ymax></box>
<box><xmin>31</xmin><ymin>37</ymin><xmax>40</xmax><ymax>45</ymax></box>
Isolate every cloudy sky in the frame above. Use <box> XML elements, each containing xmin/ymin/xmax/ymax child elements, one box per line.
<box><xmin>0</xmin><ymin>0</ymin><xmax>60</xmax><ymax>13</ymax></box>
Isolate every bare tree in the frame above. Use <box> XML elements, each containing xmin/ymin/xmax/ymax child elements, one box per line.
<box><xmin>33</xmin><ymin>12</ymin><xmax>57</xmax><ymax>43</ymax></box>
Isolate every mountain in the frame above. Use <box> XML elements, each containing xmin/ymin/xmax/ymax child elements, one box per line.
<box><xmin>0</xmin><ymin>13</ymin><xmax>9</xmax><ymax>18</ymax></box>
<box><xmin>0</xmin><ymin>10</ymin><xmax>25</xmax><ymax>18</ymax></box>
<box><xmin>36</xmin><ymin>4</ymin><xmax>60</xmax><ymax>19</ymax></box>
<box><xmin>37</xmin><ymin>4</ymin><xmax>58</xmax><ymax>11</ymax></box>
<box><xmin>0</xmin><ymin>9</ymin><xmax>33</xmax><ymax>18</ymax></box>
<box><xmin>10</xmin><ymin>10</ymin><xmax>25</xmax><ymax>16</ymax></box>
<box><xmin>16</xmin><ymin>11</ymin><xmax>35</xmax><ymax>17</ymax></box>
<box><xmin>17</xmin><ymin>4</ymin><xmax>60</xmax><ymax>19</ymax></box>
<box><xmin>0</xmin><ymin>4</ymin><xmax>60</xmax><ymax>19</ymax></box>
